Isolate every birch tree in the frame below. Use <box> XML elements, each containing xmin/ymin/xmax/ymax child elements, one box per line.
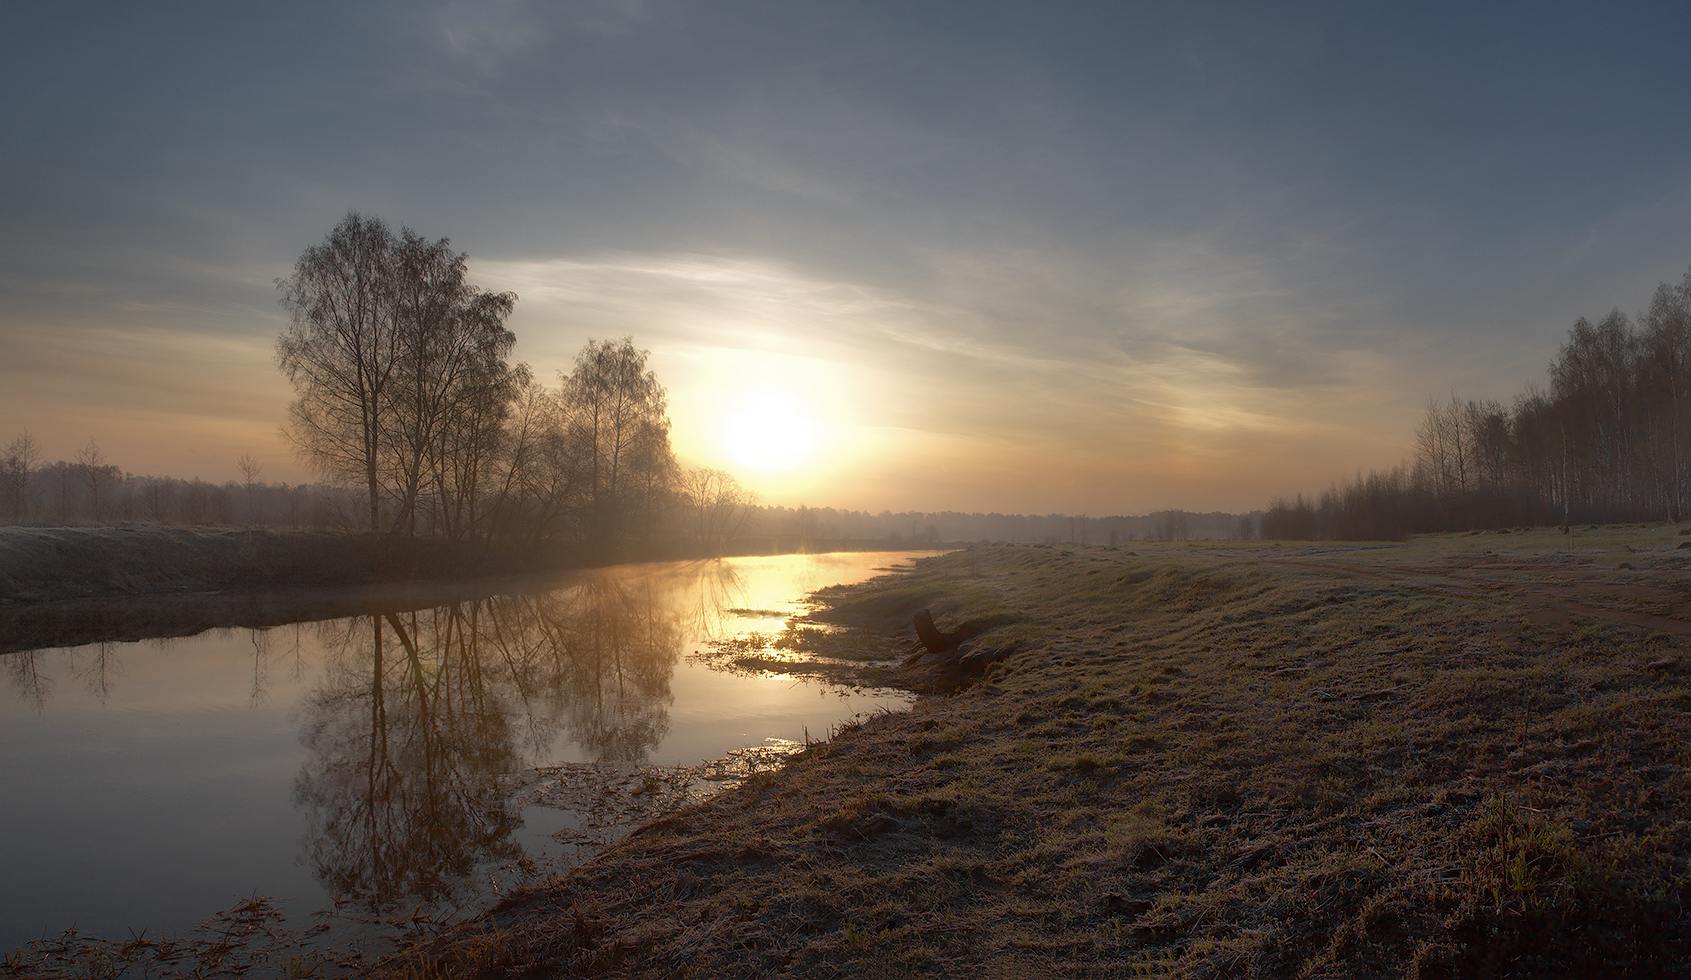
<box><xmin>560</xmin><ymin>338</ymin><xmax>675</xmax><ymax>555</ymax></box>
<box><xmin>276</xmin><ymin>212</ymin><xmax>516</xmax><ymax>535</ymax></box>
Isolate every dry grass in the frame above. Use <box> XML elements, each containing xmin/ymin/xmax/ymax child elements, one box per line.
<box><xmin>0</xmin><ymin>525</ymin><xmax>368</xmax><ymax>602</ymax></box>
<box><xmin>377</xmin><ymin>528</ymin><xmax>1691</xmax><ymax>978</ymax></box>
<box><xmin>0</xmin><ymin>525</ymin><xmax>565</xmax><ymax>604</ymax></box>
<box><xmin>0</xmin><ymin>526</ymin><xmax>579</xmax><ymax>654</ymax></box>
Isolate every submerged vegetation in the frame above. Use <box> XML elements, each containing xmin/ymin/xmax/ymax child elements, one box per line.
<box><xmin>379</xmin><ymin>531</ymin><xmax>1691</xmax><ymax>978</ymax></box>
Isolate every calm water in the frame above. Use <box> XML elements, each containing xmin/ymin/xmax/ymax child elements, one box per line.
<box><xmin>0</xmin><ymin>552</ymin><xmax>925</xmax><ymax>952</ymax></box>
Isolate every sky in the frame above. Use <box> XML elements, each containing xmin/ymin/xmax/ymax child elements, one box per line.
<box><xmin>3</xmin><ymin>1</ymin><xmax>1691</xmax><ymax>516</ymax></box>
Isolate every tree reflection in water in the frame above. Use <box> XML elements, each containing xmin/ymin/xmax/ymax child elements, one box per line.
<box><xmin>293</xmin><ymin>564</ymin><xmax>702</xmax><ymax>908</ymax></box>
<box><xmin>5</xmin><ymin>649</ymin><xmax>50</xmax><ymax>711</ymax></box>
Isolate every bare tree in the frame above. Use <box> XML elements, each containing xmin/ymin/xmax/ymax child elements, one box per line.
<box><xmin>237</xmin><ymin>453</ymin><xmax>264</xmax><ymax>525</ymax></box>
<box><xmin>277</xmin><ymin>212</ymin><xmax>401</xmax><ymax>531</ymax></box>
<box><xmin>385</xmin><ymin>229</ymin><xmax>517</xmax><ymax>537</ymax></box>
<box><xmin>1551</xmin><ymin>311</ymin><xmax>1638</xmax><ymax>512</ymax></box>
<box><xmin>277</xmin><ymin>212</ymin><xmax>517</xmax><ymax>535</ymax></box>
<box><xmin>679</xmin><ymin>467</ymin><xmax>757</xmax><ymax>554</ymax></box>
<box><xmin>1641</xmin><ymin>274</ymin><xmax>1691</xmax><ymax>520</ymax></box>
<box><xmin>560</xmin><ymin>338</ymin><xmax>676</xmax><ymax>555</ymax></box>
<box><xmin>485</xmin><ymin>368</ymin><xmax>584</xmax><ymax>544</ymax></box>
<box><xmin>1415</xmin><ymin>395</ymin><xmax>1472</xmax><ymax>496</ymax></box>
<box><xmin>75</xmin><ymin>437</ymin><xmax>108</xmax><ymax>523</ymax></box>
<box><xmin>1</xmin><ymin>430</ymin><xmax>42</xmax><ymax>523</ymax></box>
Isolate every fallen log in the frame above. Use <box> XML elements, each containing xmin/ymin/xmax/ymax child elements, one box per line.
<box><xmin>904</xmin><ymin>608</ymin><xmax>1022</xmax><ymax>686</ymax></box>
<box><xmin>914</xmin><ymin>608</ymin><xmax>963</xmax><ymax>653</ymax></box>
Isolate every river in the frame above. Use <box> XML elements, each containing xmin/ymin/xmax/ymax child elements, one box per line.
<box><xmin>0</xmin><ymin>551</ymin><xmax>928</xmax><ymax>960</ymax></box>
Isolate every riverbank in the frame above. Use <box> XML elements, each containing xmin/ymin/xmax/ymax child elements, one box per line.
<box><xmin>0</xmin><ymin>525</ymin><xmax>938</xmax><ymax>606</ymax></box>
<box><xmin>0</xmin><ymin>526</ymin><xmax>946</xmax><ymax>654</ymax></box>
<box><xmin>0</xmin><ymin>525</ymin><xmax>554</xmax><ymax>603</ymax></box>
<box><xmin>0</xmin><ymin>525</ymin><xmax>577</xmax><ymax>653</ymax></box>
<box><xmin>379</xmin><ymin>527</ymin><xmax>1691</xmax><ymax>978</ymax></box>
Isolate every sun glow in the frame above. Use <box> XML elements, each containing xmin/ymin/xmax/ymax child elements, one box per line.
<box><xmin>725</xmin><ymin>394</ymin><xmax>816</xmax><ymax>471</ymax></box>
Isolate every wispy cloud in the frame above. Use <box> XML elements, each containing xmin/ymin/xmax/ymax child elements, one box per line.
<box><xmin>4</xmin><ymin>2</ymin><xmax>1690</xmax><ymax>511</ymax></box>
<box><xmin>471</xmin><ymin>247</ymin><xmax>1423</xmax><ymax>510</ymax></box>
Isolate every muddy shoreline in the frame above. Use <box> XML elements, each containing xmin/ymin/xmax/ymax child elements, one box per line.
<box><xmin>374</xmin><ymin>529</ymin><xmax>1691</xmax><ymax>978</ymax></box>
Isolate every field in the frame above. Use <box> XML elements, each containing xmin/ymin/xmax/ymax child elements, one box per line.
<box><xmin>379</xmin><ymin>526</ymin><xmax>1691</xmax><ymax>979</ymax></box>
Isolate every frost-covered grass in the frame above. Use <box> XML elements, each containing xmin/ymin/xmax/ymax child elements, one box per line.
<box><xmin>0</xmin><ymin>525</ymin><xmax>538</xmax><ymax>603</ymax></box>
<box><xmin>380</xmin><ymin>529</ymin><xmax>1691</xmax><ymax>979</ymax></box>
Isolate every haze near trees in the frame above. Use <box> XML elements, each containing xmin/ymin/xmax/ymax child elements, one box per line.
<box><xmin>276</xmin><ymin>212</ymin><xmax>518</xmax><ymax>535</ymax></box>
<box><xmin>272</xmin><ymin>213</ymin><xmax>711</xmax><ymax>556</ymax></box>
<box><xmin>1264</xmin><ymin>264</ymin><xmax>1691</xmax><ymax>539</ymax></box>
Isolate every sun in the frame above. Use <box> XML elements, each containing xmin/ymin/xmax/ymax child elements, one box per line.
<box><xmin>725</xmin><ymin>394</ymin><xmax>815</xmax><ymax>471</ymax></box>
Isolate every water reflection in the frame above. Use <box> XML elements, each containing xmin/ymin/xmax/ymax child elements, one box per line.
<box><xmin>4</xmin><ymin>650</ymin><xmax>49</xmax><ymax>710</ymax></box>
<box><xmin>291</xmin><ymin>563</ymin><xmax>725</xmax><ymax>906</ymax></box>
<box><xmin>0</xmin><ymin>553</ymin><xmax>924</xmax><ymax>940</ymax></box>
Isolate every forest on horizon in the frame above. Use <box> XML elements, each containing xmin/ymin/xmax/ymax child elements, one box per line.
<box><xmin>0</xmin><ymin>441</ymin><xmax>1250</xmax><ymax>550</ymax></box>
<box><xmin>1264</xmin><ymin>262</ymin><xmax>1691</xmax><ymax>540</ymax></box>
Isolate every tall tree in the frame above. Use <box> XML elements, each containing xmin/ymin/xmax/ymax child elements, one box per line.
<box><xmin>1</xmin><ymin>431</ymin><xmax>41</xmax><ymax>523</ymax></box>
<box><xmin>560</xmin><ymin>338</ymin><xmax>675</xmax><ymax>556</ymax></box>
<box><xmin>1640</xmin><ymin>272</ymin><xmax>1691</xmax><ymax>520</ymax></box>
<box><xmin>1550</xmin><ymin>311</ymin><xmax>1637</xmax><ymax>513</ymax></box>
<box><xmin>277</xmin><ymin>212</ymin><xmax>401</xmax><ymax>531</ymax></box>
<box><xmin>276</xmin><ymin>212</ymin><xmax>516</xmax><ymax>534</ymax></box>
<box><xmin>384</xmin><ymin>228</ymin><xmax>517</xmax><ymax>537</ymax></box>
<box><xmin>484</xmin><ymin>368</ymin><xmax>584</xmax><ymax>545</ymax></box>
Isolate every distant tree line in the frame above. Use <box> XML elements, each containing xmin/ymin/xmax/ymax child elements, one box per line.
<box><xmin>0</xmin><ymin>434</ymin><xmax>352</xmax><ymax>528</ymax></box>
<box><xmin>749</xmin><ymin>506</ymin><xmax>1254</xmax><ymax>546</ymax></box>
<box><xmin>0</xmin><ymin>435</ymin><xmax>1258</xmax><ymax>549</ymax></box>
<box><xmin>1</xmin><ymin>428</ymin><xmax>1259</xmax><ymax>550</ymax></box>
<box><xmin>1262</xmin><ymin>264</ymin><xmax>1691</xmax><ymax>540</ymax></box>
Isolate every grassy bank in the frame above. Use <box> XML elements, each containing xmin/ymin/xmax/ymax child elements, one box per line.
<box><xmin>0</xmin><ymin>525</ymin><xmax>555</xmax><ymax>604</ymax></box>
<box><xmin>381</xmin><ymin>527</ymin><xmax>1691</xmax><ymax>978</ymax></box>
<box><xmin>0</xmin><ymin>525</ymin><xmax>578</xmax><ymax>653</ymax></box>
<box><xmin>0</xmin><ymin>526</ymin><xmax>940</xmax><ymax>606</ymax></box>
<box><xmin>0</xmin><ymin>526</ymin><xmax>947</xmax><ymax>655</ymax></box>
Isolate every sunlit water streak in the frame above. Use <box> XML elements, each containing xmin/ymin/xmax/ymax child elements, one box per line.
<box><xmin>0</xmin><ymin>552</ymin><xmax>927</xmax><ymax>956</ymax></box>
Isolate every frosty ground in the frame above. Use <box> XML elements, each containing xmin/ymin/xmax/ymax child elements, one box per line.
<box><xmin>371</xmin><ymin>527</ymin><xmax>1690</xmax><ymax>979</ymax></box>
